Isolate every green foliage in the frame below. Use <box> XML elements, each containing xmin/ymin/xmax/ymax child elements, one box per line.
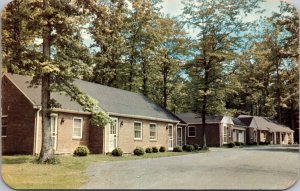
<box><xmin>193</xmin><ymin>144</ymin><xmax>200</xmax><ymax>150</ymax></box>
<box><xmin>234</xmin><ymin>142</ymin><xmax>241</xmax><ymax>146</ymax></box>
<box><xmin>159</xmin><ymin>146</ymin><xmax>166</xmax><ymax>152</ymax></box>
<box><xmin>112</xmin><ymin>147</ymin><xmax>123</xmax><ymax>157</ymax></box>
<box><xmin>152</xmin><ymin>147</ymin><xmax>159</xmax><ymax>153</ymax></box>
<box><xmin>73</xmin><ymin>145</ymin><xmax>90</xmax><ymax>157</ymax></box>
<box><xmin>133</xmin><ymin>147</ymin><xmax>144</xmax><ymax>156</ymax></box>
<box><xmin>145</xmin><ymin>147</ymin><xmax>152</xmax><ymax>153</ymax></box>
<box><xmin>228</xmin><ymin>142</ymin><xmax>235</xmax><ymax>148</ymax></box>
<box><xmin>173</xmin><ymin>146</ymin><xmax>183</xmax><ymax>152</ymax></box>
<box><xmin>184</xmin><ymin>145</ymin><xmax>194</xmax><ymax>152</ymax></box>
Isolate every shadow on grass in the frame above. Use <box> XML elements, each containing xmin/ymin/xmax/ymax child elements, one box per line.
<box><xmin>1</xmin><ymin>156</ymin><xmax>34</xmax><ymax>164</ymax></box>
<box><xmin>245</xmin><ymin>148</ymin><xmax>299</xmax><ymax>153</ymax></box>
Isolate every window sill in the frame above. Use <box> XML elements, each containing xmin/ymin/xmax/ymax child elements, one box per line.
<box><xmin>2</xmin><ymin>136</ymin><xmax>7</xmax><ymax>138</ymax></box>
<box><xmin>149</xmin><ymin>139</ymin><xmax>157</xmax><ymax>142</ymax></box>
<box><xmin>72</xmin><ymin>137</ymin><xmax>82</xmax><ymax>140</ymax></box>
<box><xmin>134</xmin><ymin>138</ymin><xmax>143</xmax><ymax>141</ymax></box>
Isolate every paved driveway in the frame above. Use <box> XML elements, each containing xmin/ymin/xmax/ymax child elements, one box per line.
<box><xmin>81</xmin><ymin>146</ymin><xmax>299</xmax><ymax>189</ymax></box>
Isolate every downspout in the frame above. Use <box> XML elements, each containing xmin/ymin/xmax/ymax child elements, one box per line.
<box><xmin>34</xmin><ymin>106</ymin><xmax>42</xmax><ymax>154</ymax></box>
<box><xmin>219</xmin><ymin>123</ymin><xmax>222</xmax><ymax>147</ymax></box>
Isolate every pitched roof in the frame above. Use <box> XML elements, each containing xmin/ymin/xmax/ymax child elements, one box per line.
<box><xmin>4</xmin><ymin>73</ymin><xmax>180</xmax><ymax>122</ymax></box>
<box><xmin>176</xmin><ymin>112</ymin><xmax>224</xmax><ymax>124</ymax></box>
<box><xmin>232</xmin><ymin>118</ymin><xmax>247</xmax><ymax>127</ymax></box>
<box><xmin>238</xmin><ymin>115</ymin><xmax>293</xmax><ymax>133</ymax></box>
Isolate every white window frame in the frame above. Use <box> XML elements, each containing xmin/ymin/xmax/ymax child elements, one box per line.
<box><xmin>223</xmin><ymin>126</ymin><xmax>228</xmax><ymax>143</ymax></box>
<box><xmin>149</xmin><ymin>123</ymin><xmax>157</xmax><ymax>141</ymax></box>
<box><xmin>72</xmin><ymin>117</ymin><xmax>83</xmax><ymax>139</ymax></box>
<box><xmin>188</xmin><ymin>126</ymin><xmax>196</xmax><ymax>137</ymax></box>
<box><xmin>1</xmin><ymin>115</ymin><xmax>8</xmax><ymax>138</ymax></box>
<box><xmin>134</xmin><ymin>121</ymin><xmax>143</xmax><ymax>140</ymax></box>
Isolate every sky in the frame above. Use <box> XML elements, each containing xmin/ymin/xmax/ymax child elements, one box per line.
<box><xmin>161</xmin><ymin>0</ymin><xmax>283</xmax><ymax>20</ymax></box>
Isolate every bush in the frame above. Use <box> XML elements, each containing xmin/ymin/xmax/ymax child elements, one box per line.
<box><xmin>202</xmin><ymin>146</ymin><xmax>209</xmax><ymax>151</ymax></box>
<box><xmin>228</xmin><ymin>142</ymin><xmax>235</xmax><ymax>148</ymax></box>
<box><xmin>159</xmin><ymin>146</ymin><xmax>166</xmax><ymax>152</ymax></box>
<box><xmin>193</xmin><ymin>144</ymin><xmax>200</xmax><ymax>150</ymax></box>
<box><xmin>173</xmin><ymin>146</ymin><xmax>183</xmax><ymax>152</ymax></box>
<box><xmin>133</xmin><ymin>147</ymin><xmax>145</xmax><ymax>156</ymax></box>
<box><xmin>73</xmin><ymin>145</ymin><xmax>90</xmax><ymax>156</ymax></box>
<box><xmin>145</xmin><ymin>147</ymin><xmax>152</xmax><ymax>153</ymax></box>
<box><xmin>234</xmin><ymin>141</ymin><xmax>241</xmax><ymax>146</ymax></box>
<box><xmin>152</xmin><ymin>146</ymin><xmax>159</xmax><ymax>153</ymax></box>
<box><xmin>240</xmin><ymin>142</ymin><xmax>245</xmax><ymax>146</ymax></box>
<box><xmin>185</xmin><ymin>144</ymin><xmax>195</xmax><ymax>152</ymax></box>
<box><xmin>182</xmin><ymin>144</ymin><xmax>188</xmax><ymax>151</ymax></box>
<box><xmin>112</xmin><ymin>147</ymin><xmax>123</xmax><ymax>156</ymax></box>
<box><xmin>248</xmin><ymin>142</ymin><xmax>257</xmax><ymax>146</ymax></box>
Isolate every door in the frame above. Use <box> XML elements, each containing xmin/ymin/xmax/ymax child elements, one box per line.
<box><xmin>109</xmin><ymin>118</ymin><xmax>118</xmax><ymax>152</ymax></box>
<box><xmin>50</xmin><ymin>115</ymin><xmax>58</xmax><ymax>150</ymax></box>
<box><xmin>168</xmin><ymin>124</ymin><xmax>173</xmax><ymax>150</ymax></box>
<box><xmin>177</xmin><ymin>127</ymin><xmax>182</xmax><ymax>146</ymax></box>
<box><xmin>239</xmin><ymin>131</ymin><xmax>244</xmax><ymax>143</ymax></box>
<box><xmin>233</xmin><ymin>130</ymin><xmax>237</xmax><ymax>142</ymax></box>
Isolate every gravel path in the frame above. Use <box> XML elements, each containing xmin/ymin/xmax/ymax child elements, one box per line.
<box><xmin>81</xmin><ymin>146</ymin><xmax>299</xmax><ymax>189</ymax></box>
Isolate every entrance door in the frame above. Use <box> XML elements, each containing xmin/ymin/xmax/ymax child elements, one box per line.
<box><xmin>233</xmin><ymin>130</ymin><xmax>237</xmax><ymax>142</ymax></box>
<box><xmin>109</xmin><ymin>118</ymin><xmax>118</xmax><ymax>152</ymax></box>
<box><xmin>50</xmin><ymin>115</ymin><xmax>58</xmax><ymax>150</ymax></box>
<box><xmin>239</xmin><ymin>131</ymin><xmax>244</xmax><ymax>143</ymax></box>
<box><xmin>168</xmin><ymin>124</ymin><xmax>173</xmax><ymax>150</ymax></box>
<box><xmin>177</xmin><ymin>127</ymin><xmax>182</xmax><ymax>146</ymax></box>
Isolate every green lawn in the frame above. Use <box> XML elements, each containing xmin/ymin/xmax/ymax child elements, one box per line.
<box><xmin>1</xmin><ymin>152</ymin><xmax>194</xmax><ymax>189</ymax></box>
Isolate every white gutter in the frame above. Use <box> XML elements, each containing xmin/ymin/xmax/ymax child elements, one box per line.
<box><xmin>108</xmin><ymin>112</ymin><xmax>180</xmax><ymax>123</ymax></box>
<box><xmin>34</xmin><ymin>106</ymin><xmax>42</xmax><ymax>154</ymax></box>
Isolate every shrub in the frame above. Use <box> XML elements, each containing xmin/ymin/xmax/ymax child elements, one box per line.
<box><xmin>145</xmin><ymin>147</ymin><xmax>152</xmax><ymax>153</ymax></box>
<box><xmin>173</xmin><ymin>146</ymin><xmax>183</xmax><ymax>152</ymax></box>
<box><xmin>159</xmin><ymin>146</ymin><xmax>166</xmax><ymax>152</ymax></box>
<box><xmin>228</xmin><ymin>142</ymin><xmax>235</xmax><ymax>148</ymax></box>
<box><xmin>182</xmin><ymin>144</ymin><xmax>188</xmax><ymax>151</ymax></box>
<box><xmin>73</xmin><ymin>145</ymin><xmax>90</xmax><ymax>156</ymax></box>
<box><xmin>240</xmin><ymin>142</ymin><xmax>245</xmax><ymax>146</ymax></box>
<box><xmin>185</xmin><ymin>144</ymin><xmax>194</xmax><ymax>152</ymax></box>
<box><xmin>152</xmin><ymin>146</ymin><xmax>159</xmax><ymax>153</ymax></box>
<box><xmin>133</xmin><ymin>147</ymin><xmax>145</xmax><ymax>156</ymax></box>
<box><xmin>193</xmin><ymin>144</ymin><xmax>200</xmax><ymax>150</ymax></box>
<box><xmin>234</xmin><ymin>141</ymin><xmax>241</xmax><ymax>146</ymax></box>
<box><xmin>202</xmin><ymin>146</ymin><xmax>209</xmax><ymax>151</ymax></box>
<box><xmin>112</xmin><ymin>147</ymin><xmax>123</xmax><ymax>156</ymax></box>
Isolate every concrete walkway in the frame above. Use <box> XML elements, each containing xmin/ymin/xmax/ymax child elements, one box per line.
<box><xmin>81</xmin><ymin>146</ymin><xmax>299</xmax><ymax>189</ymax></box>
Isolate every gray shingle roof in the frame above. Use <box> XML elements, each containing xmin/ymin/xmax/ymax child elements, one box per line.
<box><xmin>176</xmin><ymin>112</ymin><xmax>223</xmax><ymax>124</ymax></box>
<box><xmin>232</xmin><ymin>118</ymin><xmax>247</xmax><ymax>127</ymax></box>
<box><xmin>238</xmin><ymin>115</ymin><xmax>293</xmax><ymax>133</ymax></box>
<box><xmin>5</xmin><ymin>73</ymin><xmax>180</xmax><ymax>122</ymax></box>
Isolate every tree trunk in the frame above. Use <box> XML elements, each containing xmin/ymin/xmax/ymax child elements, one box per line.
<box><xmin>38</xmin><ymin>0</ymin><xmax>54</xmax><ymax>163</ymax></box>
<box><xmin>202</xmin><ymin>61</ymin><xmax>209</xmax><ymax>148</ymax></box>
<box><xmin>162</xmin><ymin>56</ymin><xmax>169</xmax><ymax>108</ymax></box>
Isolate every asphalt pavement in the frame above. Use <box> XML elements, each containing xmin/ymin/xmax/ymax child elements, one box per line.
<box><xmin>80</xmin><ymin>145</ymin><xmax>299</xmax><ymax>189</ymax></box>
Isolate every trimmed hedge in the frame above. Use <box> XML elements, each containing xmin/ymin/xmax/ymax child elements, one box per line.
<box><xmin>133</xmin><ymin>147</ymin><xmax>145</xmax><ymax>156</ymax></box>
<box><xmin>173</xmin><ymin>146</ymin><xmax>183</xmax><ymax>152</ymax></box>
<box><xmin>234</xmin><ymin>141</ymin><xmax>241</xmax><ymax>146</ymax></box>
<box><xmin>152</xmin><ymin>146</ymin><xmax>159</xmax><ymax>153</ymax></box>
<box><xmin>193</xmin><ymin>144</ymin><xmax>200</xmax><ymax>150</ymax></box>
<box><xmin>145</xmin><ymin>147</ymin><xmax>152</xmax><ymax>153</ymax></box>
<box><xmin>228</xmin><ymin>142</ymin><xmax>235</xmax><ymax>148</ymax></box>
<box><xmin>112</xmin><ymin>147</ymin><xmax>123</xmax><ymax>156</ymax></box>
<box><xmin>159</xmin><ymin>146</ymin><xmax>166</xmax><ymax>152</ymax></box>
<box><xmin>184</xmin><ymin>144</ymin><xmax>194</xmax><ymax>152</ymax></box>
<box><xmin>73</xmin><ymin>145</ymin><xmax>90</xmax><ymax>156</ymax></box>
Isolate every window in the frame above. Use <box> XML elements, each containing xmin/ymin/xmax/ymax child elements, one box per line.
<box><xmin>188</xmin><ymin>126</ymin><xmax>196</xmax><ymax>137</ymax></box>
<box><xmin>149</xmin><ymin>123</ymin><xmax>157</xmax><ymax>140</ymax></box>
<box><xmin>134</xmin><ymin>122</ymin><xmax>142</xmax><ymax>140</ymax></box>
<box><xmin>228</xmin><ymin>127</ymin><xmax>231</xmax><ymax>137</ymax></box>
<box><xmin>73</xmin><ymin>117</ymin><xmax>83</xmax><ymax>139</ymax></box>
<box><xmin>2</xmin><ymin>116</ymin><xmax>8</xmax><ymax>137</ymax></box>
<box><xmin>224</xmin><ymin>126</ymin><xmax>227</xmax><ymax>143</ymax></box>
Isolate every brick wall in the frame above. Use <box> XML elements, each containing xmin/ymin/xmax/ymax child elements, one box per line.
<box><xmin>89</xmin><ymin>124</ymin><xmax>104</xmax><ymax>154</ymax></box>
<box><xmin>104</xmin><ymin>116</ymin><xmax>177</xmax><ymax>153</ymax></box>
<box><xmin>1</xmin><ymin>76</ymin><xmax>36</xmax><ymax>154</ymax></box>
<box><xmin>186</xmin><ymin>124</ymin><xmax>221</xmax><ymax>147</ymax></box>
<box><xmin>35</xmin><ymin>112</ymin><xmax>92</xmax><ymax>154</ymax></box>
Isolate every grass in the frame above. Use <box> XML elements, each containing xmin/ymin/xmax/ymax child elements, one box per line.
<box><xmin>1</xmin><ymin>151</ymin><xmax>196</xmax><ymax>189</ymax></box>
